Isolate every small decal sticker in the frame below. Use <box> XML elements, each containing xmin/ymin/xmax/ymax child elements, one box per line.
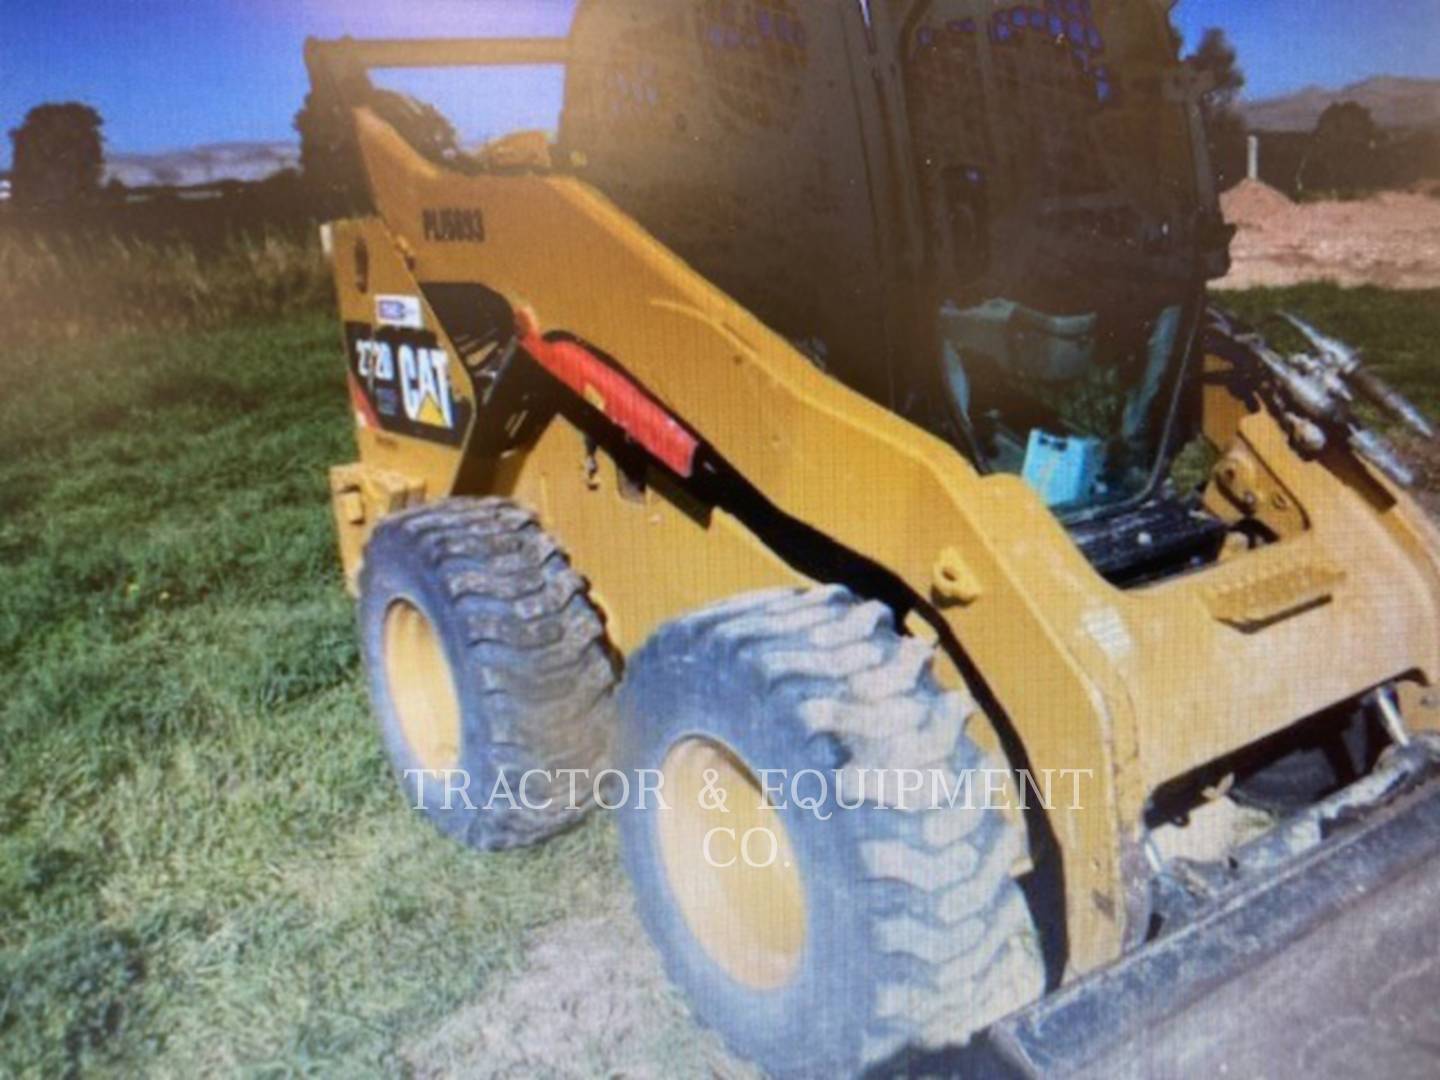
<box><xmin>343</xmin><ymin>323</ymin><xmax>472</xmax><ymax>446</ymax></box>
<box><xmin>375</xmin><ymin>294</ymin><xmax>425</xmax><ymax>330</ymax></box>
<box><xmin>1081</xmin><ymin>607</ymin><xmax>1133</xmax><ymax>663</ymax></box>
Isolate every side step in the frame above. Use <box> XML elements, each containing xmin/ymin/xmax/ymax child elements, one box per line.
<box><xmin>894</xmin><ymin>739</ymin><xmax>1440</xmax><ymax>1077</ymax></box>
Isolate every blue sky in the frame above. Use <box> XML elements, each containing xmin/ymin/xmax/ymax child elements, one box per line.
<box><xmin>2</xmin><ymin>0</ymin><xmax>1438</xmax><ymax>167</ymax></box>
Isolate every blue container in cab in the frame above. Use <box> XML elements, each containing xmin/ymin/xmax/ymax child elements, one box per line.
<box><xmin>1022</xmin><ymin>430</ymin><xmax>1101</xmax><ymax>507</ymax></box>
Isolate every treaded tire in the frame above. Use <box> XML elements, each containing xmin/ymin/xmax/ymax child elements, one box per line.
<box><xmin>615</xmin><ymin>586</ymin><xmax>1044</xmax><ymax>1079</ymax></box>
<box><xmin>358</xmin><ymin>497</ymin><xmax>616</xmax><ymax>850</ymax></box>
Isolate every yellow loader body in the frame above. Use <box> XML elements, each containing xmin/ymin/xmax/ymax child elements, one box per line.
<box><xmin>311</xmin><ymin>2</ymin><xmax>1440</xmax><ymax>987</ymax></box>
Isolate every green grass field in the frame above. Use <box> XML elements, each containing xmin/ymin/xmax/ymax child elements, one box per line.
<box><xmin>0</xmin><ymin>240</ymin><xmax>626</xmax><ymax>1074</ymax></box>
<box><xmin>0</xmin><ymin>221</ymin><xmax>1436</xmax><ymax>1074</ymax></box>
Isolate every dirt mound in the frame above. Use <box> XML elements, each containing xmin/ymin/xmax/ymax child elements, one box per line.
<box><xmin>1218</xmin><ymin>184</ymin><xmax>1440</xmax><ymax>290</ymax></box>
<box><xmin>1221</xmin><ymin>180</ymin><xmax>1298</xmax><ymax>229</ymax></box>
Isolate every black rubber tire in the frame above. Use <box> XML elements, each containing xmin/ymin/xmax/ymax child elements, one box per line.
<box><xmin>358</xmin><ymin>497</ymin><xmax>616</xmax><ymax>850</ymax></box>
<box><xmin>615</xmin><ymin>586</ymin><xmax>1044</xmax><ymax>1079</ymax></box>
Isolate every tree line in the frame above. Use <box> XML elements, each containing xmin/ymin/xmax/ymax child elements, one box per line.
<box><xmin>7</xmin><ymin>30</ymin><xmax>1437</xmax><ymax>210</ymax></box>
<box><xmin>1191</xmin><ymin>28</ymin><xmax>1439</xmax><ymax>197</ymax></box>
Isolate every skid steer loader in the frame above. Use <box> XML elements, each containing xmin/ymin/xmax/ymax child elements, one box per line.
<box><xmin>307</xmin><ymin>3</ymin><xmax>1440</xmax><ymax>1076</ymax></box>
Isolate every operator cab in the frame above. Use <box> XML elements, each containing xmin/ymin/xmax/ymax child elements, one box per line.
<box><xmin>907</xmin><ymin>2</ymin><xmax>1216</xmax><ymax>512</ymax></box>
<box><xmin>902</xmin><ymin>1</ymin><xmax>1232</xmax><ymax>583</ymax></box>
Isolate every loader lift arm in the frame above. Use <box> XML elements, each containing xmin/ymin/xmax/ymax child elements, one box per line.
<box><xmin>305</xmin><ymin>36</ymin><xmax>571</xmax><ymax>82</ymax></box>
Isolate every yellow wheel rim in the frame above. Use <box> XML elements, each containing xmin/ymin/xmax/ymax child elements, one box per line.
<box><xmin>383</xmin><ymin>600</ymin><xmax>462</xmax><ymax>772</ymax></box>
<box><xmin>658</xmin><ymin>737</ymin><xmax>806</xmax><ymax>990</ymax></box>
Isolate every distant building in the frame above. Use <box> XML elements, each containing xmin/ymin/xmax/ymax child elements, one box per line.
<box><xmin>0</xmin><ymin>175</ymin><xmax>11</xmax><ymax>202</ymax></box>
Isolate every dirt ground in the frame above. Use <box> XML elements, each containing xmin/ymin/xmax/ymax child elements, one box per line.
<box><xmin>1217</xmin><ymin>180</ymin><xmax>1440</xmax><ymax>290</ymax></box>
<box><xmin>401</xmin><ymin>877</ymin><xmax>760</xmax><ymax>1079</ymax></box>
<box><xmin>396</xmin><ymin>804</ymin><xmax>1275</xmax><ymax>1079</ymax></box>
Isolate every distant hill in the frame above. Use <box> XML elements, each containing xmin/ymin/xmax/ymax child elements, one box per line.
<box><xmin>1240</xmin><ymin>77</ymin><xmax>1440</xmax><ymax>133</ymax></box>
<box><xmin>103</xmin><ymin>141</ymin><xmax>299</xmax><ymax>189</ymax></box>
